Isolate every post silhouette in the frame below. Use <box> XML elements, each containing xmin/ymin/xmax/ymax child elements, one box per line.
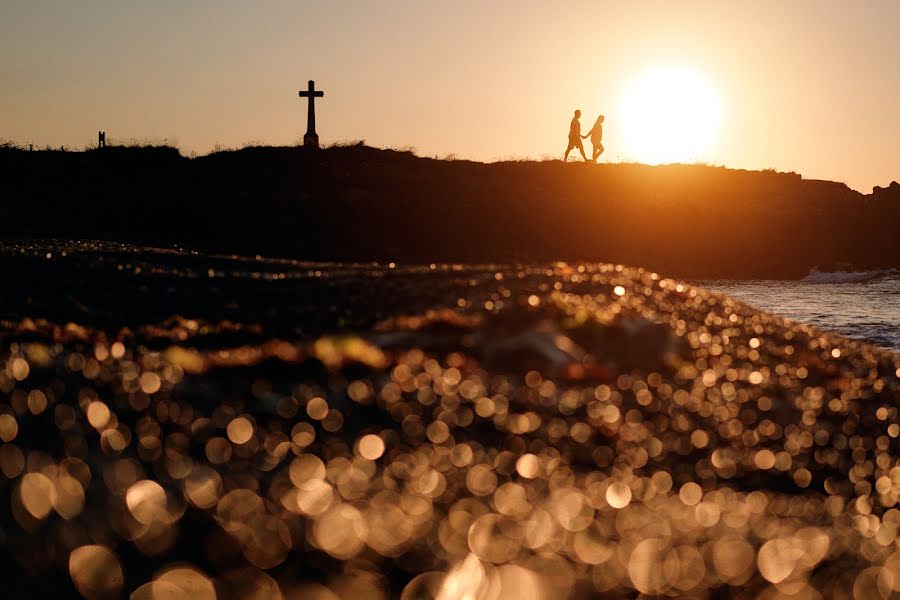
<box><xmin>98</xmin><ymin>131</ymin><xmax>106</xmax><ymax>149</ymax></box>
<box><xmin>298</xmin><ymin>80</ymin><xmax>325</xmax><ymax>148</ymax></box>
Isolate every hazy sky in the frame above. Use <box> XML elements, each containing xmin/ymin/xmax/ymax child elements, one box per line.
<box><xmin>2</xmin><ymin>1</ymin><xmax>899</xmax><ymax>191</ymax></box>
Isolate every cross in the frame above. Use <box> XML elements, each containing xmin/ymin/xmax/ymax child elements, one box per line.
<box><xmin>298</xmin><ymin>80</ymin><xmax>324</xmax><ymax>148</ymax></box>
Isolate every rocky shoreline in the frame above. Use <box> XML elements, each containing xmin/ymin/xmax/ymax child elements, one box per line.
<box><xmin>1</xmin><ymin>242</ymin><xmax>899</xmax><ymax>598</ymax></box>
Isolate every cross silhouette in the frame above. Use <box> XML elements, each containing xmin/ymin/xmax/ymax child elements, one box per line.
<box><xmin>298</xmin><ymin>80</ymin><xmax>325</xmax><ymax>148</ymax></box>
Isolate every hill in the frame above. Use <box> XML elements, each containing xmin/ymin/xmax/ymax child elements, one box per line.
<box><xmin>2</xmin><ymin>143</ymin><xmax>899</xmax><ymax>278</ymax></box>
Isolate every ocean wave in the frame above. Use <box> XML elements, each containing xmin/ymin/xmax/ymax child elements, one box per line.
<box><xmin>802</xmin><ymin>267</ymin><xmax>894</xmax><ymax>284</ymax></box>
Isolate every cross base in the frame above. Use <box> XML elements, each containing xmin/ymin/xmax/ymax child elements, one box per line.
<box><xmin>303</xmin><ymin>132</ymin><xmax>320</xmax><ymax>149</ymax></box>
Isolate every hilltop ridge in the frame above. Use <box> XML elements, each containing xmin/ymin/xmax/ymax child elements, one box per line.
<box><xmin>1</xmin><ymin>143</ymin><xmax>898</xmax><ymax>278</ymax></box>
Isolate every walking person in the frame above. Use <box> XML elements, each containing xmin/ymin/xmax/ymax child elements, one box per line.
<box><xmin>564</xmin><ymin>110</ymin><xmax>588</xmax><ymax>162</ymax></box>
<box><xmin>583</xmin><ymin>115</ymin><xmax>605</xmax><ymax>163</ymax></box>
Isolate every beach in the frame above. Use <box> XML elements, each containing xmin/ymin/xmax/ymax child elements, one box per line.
<box><xmin>2</xmin><ymin>240</ymin><xmax>899</xmax><ymax>598</ymax></box>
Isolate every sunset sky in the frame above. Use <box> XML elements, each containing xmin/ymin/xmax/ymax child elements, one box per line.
<box><xmin>2</xmin><ymin>1</ymin><xmax>899</xmax><ymax>191</ymax></box>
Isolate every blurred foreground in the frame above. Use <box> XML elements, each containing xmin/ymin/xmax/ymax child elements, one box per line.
<box><xmin>2</xmin><ymin>241</ymin><xmax>900</xmax><ymax>599</ymax></box>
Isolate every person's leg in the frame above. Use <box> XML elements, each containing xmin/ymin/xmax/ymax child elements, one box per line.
<box><xmin>579</xmin><ymin>143</ymin><xmax>588</xmax><ymax>161</ymax></box>
<box><xmin>564</xmin><ymin>143</ymin><xmax>573</xmax><ymax>161</ymax></box>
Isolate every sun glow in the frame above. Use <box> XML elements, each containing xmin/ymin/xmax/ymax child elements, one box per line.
<box><xmin>620</xmin><ymin>67</ymin><xmax>721</xmax><ymax>164</ymax></box>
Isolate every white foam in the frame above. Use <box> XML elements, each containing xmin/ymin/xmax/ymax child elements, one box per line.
<box><xmin>802</xmin><ymin>267</ymin><xmax>888</xmax><ymax>284</ymax></box>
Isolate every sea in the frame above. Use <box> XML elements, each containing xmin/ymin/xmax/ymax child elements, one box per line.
<box><xmin>704</xmin><ymin>269</ymin><xmax>900</xmax><ymax>352</ymax></box>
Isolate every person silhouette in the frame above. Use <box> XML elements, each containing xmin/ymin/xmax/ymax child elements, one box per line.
<box><xmin>583</xmin><ymin>115</ymin><xmax>604</xmax><ymax>163</ymax></box>
<box><xmin>564</xmin><ymin>110</ymin><xmax>588</xmax><ymax>161</ymax></box>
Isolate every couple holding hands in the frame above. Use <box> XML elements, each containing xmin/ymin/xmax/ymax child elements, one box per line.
<box><xmin>564</xmin><ymin>110</ymin><xmax>604</xmax><ymax>162</ymax></box>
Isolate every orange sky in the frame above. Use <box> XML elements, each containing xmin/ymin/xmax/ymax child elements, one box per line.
<box><xmin>2</xmin><ymin>1</ymin><xmax>899</xmax><ymax>191</ymax></box>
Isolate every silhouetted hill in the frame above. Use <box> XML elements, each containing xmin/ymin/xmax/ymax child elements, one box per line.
<box><xmin>2</xmin><ymin>143</ymin><xmax>898</xmax><ymax>278</ymax></box>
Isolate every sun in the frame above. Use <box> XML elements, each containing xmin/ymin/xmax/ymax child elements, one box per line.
<box><xmin>620</xmin><ymin>67</ymin><xmax>721</xmax><ymax>164</ymax></box>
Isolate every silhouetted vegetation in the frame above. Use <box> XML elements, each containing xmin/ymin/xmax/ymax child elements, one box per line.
<box><xmin>1</xmin><ymin>144</ymin><xmax>898</xmax><ymax>278</ymax></box>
